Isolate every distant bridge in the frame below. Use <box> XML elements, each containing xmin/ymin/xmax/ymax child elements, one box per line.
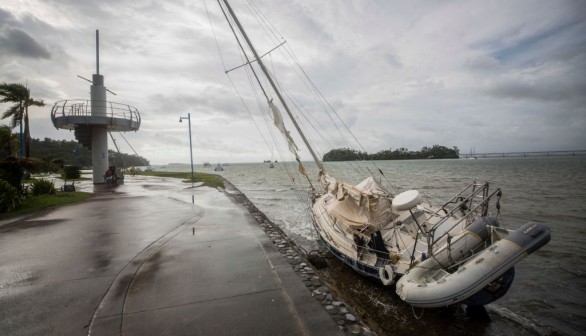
<box><xmin>461</xmin><ymin>150</ymin><xmax>586</xmax><ymax>159</ymax></box>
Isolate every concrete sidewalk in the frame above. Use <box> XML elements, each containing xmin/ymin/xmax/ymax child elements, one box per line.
<box><xmin>0</xmin><ymin>176</ymin><xmax>344</xmax><ymax>335</ymax></box>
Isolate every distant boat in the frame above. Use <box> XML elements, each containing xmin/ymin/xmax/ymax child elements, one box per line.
<box><xmin>203</xmin><ymin>161</ymin><xmax>211</xmax><ymax>167</ymax></box>
<box><xmin>214</xmin><ymin>163</ymin><xmax>224</xmax><ymax>171</ymax></box>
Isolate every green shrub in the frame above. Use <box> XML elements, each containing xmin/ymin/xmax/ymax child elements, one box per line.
<box><xmin>62</xmin><ymin>165</ymin><xmax>81</xmax><ymax>179</ymax></box>
<box><xmin>0</xmin><ymin>180</ymin><xmax>22</xmax><ymax>212</ymax></box>
<box><xmin>31</xmin><ymin>178</ymin><xmax>56</xmax><ymax>196</ymax></box>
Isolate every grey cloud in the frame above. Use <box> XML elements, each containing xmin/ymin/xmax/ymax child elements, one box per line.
<box><xmin>383</xmin><ymin>52</ymin><xmax>402</xmax><ymax>68</ymax></box>
<box><xmin>147</xmin><ymin>89</ymin><xmax>245</xmax><ymax>118</ymax></box>
<box><xmin>486</xmin><ymin>80</ymin><xmax>586</xmax><ymax>103</ymax></box>
<box><xmin>0</xmin><ymin>8</ymin><xmax>16</xmax><ymax>26</ymax></box>
<box><xmin>0</xmin><ymin>28</ymin><xmax>51</xmax><ymax>59</ymax></box>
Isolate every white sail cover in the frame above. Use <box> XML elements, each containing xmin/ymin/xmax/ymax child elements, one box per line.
<box><xmin>318</xmin><ymin>171</ymin><xmax>394</xmax><ymax>232</ymax></box>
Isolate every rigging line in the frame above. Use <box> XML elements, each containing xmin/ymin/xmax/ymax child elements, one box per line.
<box><xmin>203</xmin><ymin>0</ymin><xmax>228</xmax><ymax>72</ymax></box>
<box><xmin>239</xmin><ymin>52</ymin><xmax>315</xmax><ymax>188</ymax></box>
<box><xmin>245</xmin><ymin>0</ymin><xmax>282</xmax><ymax>48</ymax></box>
<box><xmin>217</xmin><ymin>0</ymin><xmax>271</xmax><ymax>103</ymax></box>
<box><xmin>292</xmin><ymin>61</ymin><xmax>359</xmax><ymax>152</ymax></box>
<box><xmin>281</xmin><ymin>88</ymin><xmax>334</xmax><ymax>156</ymax></box>
<box><xmin>224</xmin><ymin>16</ymin><xmax>302</xmax><ymax>188</ymax></box>
<box><xmin>305</xmin><ymin>77</ymin><xmax>398</xmax><ymax>189</ymax></box>
<box><xmin>117</xmin><ymin>133</ymin><xmax>150</xmax><ymax>167</ymax></box>
<box><xmin>265</xmin><ymin>52</ymin><xmax>333</xmax><ymax>160</ymax></box>
<box><xmin>241</xmin><ymin>60</ymin><xmax>278</xmax><ymax>158</ymax></box>
<box><xmin>266</xmin><ymin>52</ymin><xmax>317</xmax><ymax>163</ymax></box>
<box><xmin>273</xmin><ymin>46</ymin><xmax>359</xmax><ymax>159</ymax></box>
<box><xmin>243</xmin><ymin>24</ymin><xmax>351</xmax><ymax>163</ymax></box>
<box><xmin>275</xmin><ymin>42</ymin><xmax>361</xmax><ymax>154</ymax></box>
<box><xmin>246</xmin><ymin>0</ymin><xmax>284</xmax><ymax>44</ymax></box>
<box><xmin>225</xmin><ymin>73</ymin><xmax>274</xmax><ymax>153</ymax></box>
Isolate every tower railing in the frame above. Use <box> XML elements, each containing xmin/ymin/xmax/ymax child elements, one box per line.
<box><xmin>51</xmin><ymin>99</ymin><xmax>141</xmax><ymax>129</ymax></box>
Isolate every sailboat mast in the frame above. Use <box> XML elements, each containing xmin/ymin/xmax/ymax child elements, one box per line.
<box><xmin>220</xmin><ymin>0</ymin><xmax>324</xmax><ymax>171</ymax></box>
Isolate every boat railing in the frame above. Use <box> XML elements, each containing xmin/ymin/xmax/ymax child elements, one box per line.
<box><xmin>425</xmin><ymin>184</ymin><xmax>502</xmax><ymax>257</ymax></box>
<box><xmin>51</xmin><ymin>99</ymin><xmax>141</xmax><ymax>126</ymax></box>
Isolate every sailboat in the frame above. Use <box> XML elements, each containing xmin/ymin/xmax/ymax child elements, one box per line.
<box><xmin>216</xmin><ymin>0</ymin><xmax>550</xmax><ymax>309</ymax></box>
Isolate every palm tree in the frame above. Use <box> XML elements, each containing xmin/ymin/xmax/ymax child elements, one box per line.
<box><xmin>0</xmin><ymin>83</ymin><xmax>45</xmax><ymax>158</ymax></box>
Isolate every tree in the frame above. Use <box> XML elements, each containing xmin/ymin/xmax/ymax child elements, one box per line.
<box><xmin>0</xmin><ymin>125</ymin><xmax>18</xmax><ymax>158</ymax></box>
<box><xmin>0</xmin><ymin>83</ymin><xmax>45</xmax><ymax>158</ymax></box>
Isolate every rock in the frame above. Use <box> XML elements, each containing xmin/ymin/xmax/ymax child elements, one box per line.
<box><xmin>348</xmin><ymin>324</ymin><xmax>362</xmax><ymax>335</ymax></box>
<box><xmin>311</xmin><ymin>278</ymin><xmax>321</xmax><ymax>287</ymax></box>
<box><xmin>324</xmin><ymin>305</ymin><xmax>338</xmax><ymax>315</ymax></box>
<box><xmin>345</xmin><ymin>314</ymin><xmax>356</xmax><ymax>322</ymax></box>
<box><xmin>307</xmin><ymin>254</ymin><xmax>328</xmax><ymax>269</ymax></box>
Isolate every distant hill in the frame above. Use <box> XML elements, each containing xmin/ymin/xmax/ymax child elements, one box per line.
<box><xmin>28</xmin><ymin>137</ymin><xmax>150</xmax><ymax>168</ymax></box>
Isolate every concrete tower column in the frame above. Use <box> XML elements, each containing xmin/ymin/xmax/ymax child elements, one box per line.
<box><xmin>91</xmin><ymin>74</ymin><xmax>108</xmax><ymax>183</ymax></box>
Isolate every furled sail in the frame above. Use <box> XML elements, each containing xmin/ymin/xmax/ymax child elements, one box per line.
<box><xmin>269</xmin><ymin>100</ymin><xmax>307</xmax><ymax>176</ymax></box>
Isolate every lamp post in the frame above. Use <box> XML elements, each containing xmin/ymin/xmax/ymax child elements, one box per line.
<box><xmin>179</xmin><ymin>113</ymin><xmax>195</xmax><ymax>188</ymax></box>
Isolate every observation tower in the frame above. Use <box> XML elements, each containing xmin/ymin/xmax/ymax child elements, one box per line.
<box><xmin>51</xmin><ymin>30</ymin><xmax>141</xmax><ymax>184</ymax></box>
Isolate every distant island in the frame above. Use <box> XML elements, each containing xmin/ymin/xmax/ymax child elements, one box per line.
<box><xmin>323</xmin><ymin>145</ymin><xmax>459</xmax><ymax>161</ymax></box>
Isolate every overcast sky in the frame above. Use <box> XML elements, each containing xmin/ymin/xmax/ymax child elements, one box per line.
<box><xmin>1</xmin><ymin>0</ymin><xmax>585</xmax><ymax>165</ymax></box>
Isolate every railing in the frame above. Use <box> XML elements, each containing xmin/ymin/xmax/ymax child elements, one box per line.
<box><xmin>423</xmin><ymin>182</ymin><xmax>502</xmax><ymax>258</ymax></box>
<box><xmin>461</xmin><ymin>150</ymin><xmax>586</xmax><ymax>158</ymax></box>
<box><xmin>51</xmin><ymin>99</ymin><xmax>141</xmax><ymax>127</ymax></box>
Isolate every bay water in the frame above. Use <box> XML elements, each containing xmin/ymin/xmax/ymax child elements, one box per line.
<box><xmin>155</xmin><ymin>156</ymin><xmax>586</xmax><ymax>335</ymax></box>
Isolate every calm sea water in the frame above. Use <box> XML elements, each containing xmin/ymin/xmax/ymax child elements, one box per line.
<box><xmin>156</xmin><ymin>157</ymin><xmax>586</xmax><ymax>336</ymax></box>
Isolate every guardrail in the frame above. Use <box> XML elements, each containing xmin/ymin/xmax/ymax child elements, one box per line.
<box><xmin>51</xmin><ymin>99</ymin><xmax>141</xmax><ymax>128</ymax></box>
<box><xmin>461</xmin><ymin>150</ymin><xmax>586</xmax><ymax>158</ymax></box>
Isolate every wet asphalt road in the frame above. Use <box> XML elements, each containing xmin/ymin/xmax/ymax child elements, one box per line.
<box><xmin>0</xmin><ymin>176</ymin><xmax>341</xmax><ymax>336</ymax></box>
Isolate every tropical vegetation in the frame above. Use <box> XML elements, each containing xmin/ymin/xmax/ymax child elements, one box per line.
<box><xmin>0</xmin><ymin>83</ymin><xmax>45</xmax><ymax>157</ymax></box>
<box><xmin>323</xmin><ymin>145</ymin><xmax>460</xmax><ymax>161</ymax></box>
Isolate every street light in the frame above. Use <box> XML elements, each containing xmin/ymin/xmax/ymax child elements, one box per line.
<box><xmin>179</xmin><ymin>113</ymin><xmax>195</xmax><ymax>188</ymax></box>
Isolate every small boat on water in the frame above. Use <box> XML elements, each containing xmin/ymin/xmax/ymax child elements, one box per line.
<box><xmin>216</xmin><ymin>0</ymin><xmax>550</xmax><ymax>309</ymax></box>
<box><xmin>214</xmin><ymin>163</ymin><xmax>224</xmax><ymax>171</ymax></box>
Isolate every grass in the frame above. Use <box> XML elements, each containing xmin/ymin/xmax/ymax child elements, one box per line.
<box><xmin>137</xmin><ymin>171</ymin><xmax>225</xmax><ymax>188</ymax></box>
<box><xmin>0</xmin><ymin>192</ymin><xmax>93</xmax><ymax>220</ymax></box>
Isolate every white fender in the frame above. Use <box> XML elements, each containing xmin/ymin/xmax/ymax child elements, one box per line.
<box><xmin>379</xmin><ymin>264</ymin><xmax>394</xmax><ymax>285</ymax></box>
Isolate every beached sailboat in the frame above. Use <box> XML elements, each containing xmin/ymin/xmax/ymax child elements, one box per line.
<box><xmin>216</xmin><ymin>0</ymin><xmax>550</xmax><ymax>308</ymax></box>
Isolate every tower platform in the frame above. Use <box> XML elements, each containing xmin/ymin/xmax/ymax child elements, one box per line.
<box><xmin>51</xmin><ymin>99</ymin><xmax>141</xmax><ymax>149</ymax></box>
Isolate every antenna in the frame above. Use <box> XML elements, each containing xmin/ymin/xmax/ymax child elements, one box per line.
<box><xmin>96</xmin><ymin>30</ymin><xmax>100</xmax><ymax>75</ymax></box>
